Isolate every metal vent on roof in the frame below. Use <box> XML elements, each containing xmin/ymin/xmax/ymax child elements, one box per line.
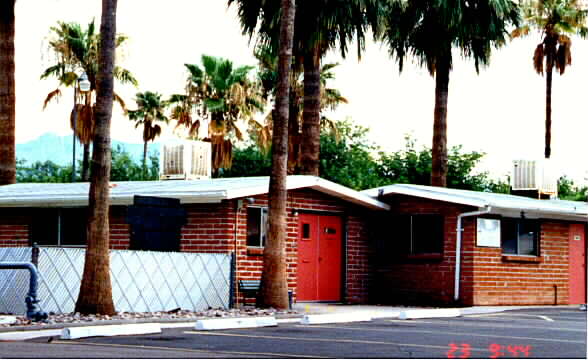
<box><xmin>511</xmin><ymin>159</ymin><xmax>558</xmax><ymax>197</ymax></box>
<box><xmin>160</xmin><ymin>140</ymin><xmax>211</xmax><ymax>180</ymax></box>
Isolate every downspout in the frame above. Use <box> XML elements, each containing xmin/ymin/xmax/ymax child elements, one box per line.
<box><xmin>0</xmin><ymin>262</ymin><xmax>48</xmax><ymax>321</ymax></box>
<box><xmin>454</xmin><ymin>206</ymin><xmax>491</xmax><ymax>302</ymax></box>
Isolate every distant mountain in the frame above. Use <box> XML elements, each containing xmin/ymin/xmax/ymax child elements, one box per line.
<box><xmin>16</xmin><ymin>133</ymin><xmax>160</xmax><ymax>165</ymax></box>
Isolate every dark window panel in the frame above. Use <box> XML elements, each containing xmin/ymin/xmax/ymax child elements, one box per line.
<box><xmin>501</xmin><ymin>218</ymin><xmax>518</xmax><ymax>254</ymax></box>
<box><xmin>412</xmin><ymin>215</ymin><xmax>444</xmax><ymax>254</ymax></box>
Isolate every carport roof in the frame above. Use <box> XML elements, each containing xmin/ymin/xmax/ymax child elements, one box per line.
<box><xmin>362</xmin><ymin>184</ymin><xmax>587</xmax><ymax>221</ymax></box>
<box><xmin>0</xmin><ymin>176</ymin><xmax>390</xmax><ymax>210</ymax></box>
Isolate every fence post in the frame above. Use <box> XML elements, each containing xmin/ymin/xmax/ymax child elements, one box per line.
<box><xmin>31</xmin><ymin>243</ymin><xmax>39</xmax><ymax>268</ymax></box>
<box><xmin>229</xmin><ymin>252</ymin><xmax>236</xmax><ymax>309</ymax></box>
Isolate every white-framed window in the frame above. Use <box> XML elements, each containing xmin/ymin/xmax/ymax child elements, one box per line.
<box><xmin>247</xmin><ymin>207</ymin><xmax>268</xmax><ymax>247</ymax></box>
<box><xmin>501</xmin><ymin>218</ymin><xmax>539</xmax><ymax>256</ymax></box>
<box><xmin>31</xmin><ymin>208</ymin><xmax>87</xmax><ymax>247</ymax></box>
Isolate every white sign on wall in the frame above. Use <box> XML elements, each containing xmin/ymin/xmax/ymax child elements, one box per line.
<box><xmin>476</xmin><ymin>218</ymin><xmax>501</xmax><ymax>247</ymax></box>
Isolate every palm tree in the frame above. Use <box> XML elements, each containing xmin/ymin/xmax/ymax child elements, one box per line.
<box><xmin>127</xmin><ymin>91</ymin><xmax>169</xmax><ymax>173</ymax></box>
<box><xmin>260</xmin><ymin>0</ymin><xmax>296</xmax><ymax>310</ymax></box>
<box><xmin>41</xmin><ymin>20</ymin><xmax>137</xmax><ymax>181</ymax></box>
<box><xmin>75</xmin><ymin>0</ymin><xmax>118</xmax><ymax>316</ymax></box>
<box><xmin>229</xmin><ymin>0</ymin><xmax>376</xmax><ymax>176</ymax></box>
<box><xmin>169</xmin><ymin>55</ymin><xmax>263</xmax><ymax>174</ymax></box>
<box><xmin>512</xmin><ymin>0</ymin><xmax>587</xmax><ymax>159</ymax></box>
<box><xmin>0</xmin><ymin>0</ymin><xmax>16</xmax><ymax>185</ymax></box>
<box><xmin>252</xmin><ymin>50</ymin><xmax>347</xmax><ymax>173</ymax></box>
<box><xmin>380</xmin><ymin>0</ymin><xmax>520</xmax><ymax>187</ymax></box>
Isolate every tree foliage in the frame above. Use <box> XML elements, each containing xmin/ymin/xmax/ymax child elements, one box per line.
<box><xmin>16</xmin><ymin>146</ymin><xmax>159</xmax><ymax>183</ymax></box>
<box><xmin>558</xmin><ymin>175</ymin><xmax>587</xmax><ymax>201</ymax></box>
<box><xmin>228</xmin><ymin>119</ymin><xmax>510</xmax><ymax>193</ymax></box>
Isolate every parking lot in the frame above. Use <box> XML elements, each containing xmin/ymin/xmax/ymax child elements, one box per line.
<box><xmin>1</xmin><ymin>308</ymin><xmax>586</xmax><ymax>358</ymax></box>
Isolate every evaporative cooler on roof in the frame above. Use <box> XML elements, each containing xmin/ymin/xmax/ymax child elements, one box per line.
<box><xmin>511</xmin><ymin>160</ymin><xmax>558</xmax><ymax>198</ymax></box>
<box><xmin>160</xmin><ymin>140</ymin><xmax>212</xmax><ymax>180</ymax></box>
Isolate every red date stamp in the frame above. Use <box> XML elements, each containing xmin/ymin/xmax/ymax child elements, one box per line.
<box><xmin>447</xmin><ymin>343</ymin><xmax>532</xmax><ymax>358</ymax></box>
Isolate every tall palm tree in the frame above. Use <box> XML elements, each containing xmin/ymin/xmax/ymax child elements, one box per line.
<box><xmin>512</xmin><ymin>0</ymin><xmax>587</xmax><ymax>159</ymax></box>
<box><xmin>169</xmin><ymin>55</ymin><xmax>263</xmax><ymax>174</ymax></box>
<box><xmin>127</xmin><ymin>91</ymin><xmax>169</xmax><ymax>172</ymax></box>
<box><xmin>252</xmin><ymin>51</ymin><xmax>347</xmax><ymax>173</ymax></box>
<box><xmin>41</xmin><ymin>20</ymin><xmax>137</xmax><ymax>181</ymax></box>
<box><xmin>229</xmin><ymin>0</ymin><xmax>376</xmax><ymax>176</ymax></box>
<box><xmin>380</xmin><ymin>0</ymin><xmax>520</xmax><ymax>187</ymax></box>
<box><xmin>75</xmin><ymin>0</ymin><xmax>118</xmax><ymax>316</ymax></box>
<box><xmin>0</xmin><ymin>0</ymin><xmax>16</xmax><ymax>185</ymax></box>
<box><xmin>260</xmin><ymin>0</ymin><xmax>296</xmax><ymax>310</ymax></box>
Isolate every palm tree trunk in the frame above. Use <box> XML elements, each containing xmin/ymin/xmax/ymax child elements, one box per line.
<box><xmin>300</xmin><ymin>46</ymin><xmax>321</xmax><ymax>176</ymax></box>
<box><xmin>431</xmin><ymin>57</ymin><xmax>450</xmax><ymax>188</ymax></box>
<box><xmin>142</xmin><ymin>141</ymin><xmax>148</xmax><ymax>178</ymax></box>
<box><xmin>75</xmin><ymin>0</ymin><xmax>117</xmax><ymax>316</ymax></box>
<box><xmin>287</xmin><ymin>89</ymin><xmax>300</xmax><ymax>174</ymax></box>
<box><xmin>545</xmin><ymin>62</ymin><xmax>553</xmax><ymax>159</ymax></box>
<box><xmin>259</xmin><ymin>0</ymin><xmax>295</xmax><ymax>310</ymax></box>
<box><xmin>0</xmin><ymin>0</ymin><xmax>16</xmax><ymax>185</ymax></box>
<box><xmin>82</xmin><ymin>143</ymin><xmax>91</xmax><ymax>181</ymax></box>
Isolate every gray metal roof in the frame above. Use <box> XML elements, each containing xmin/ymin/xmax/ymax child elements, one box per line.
<box><xmin>363</xmin><ymin>184</ymin><xmax>588</xmax><ymax>222</ymax></box>
<box><xmin>0</xmin><ymin>176</ymin><xmax>390</xmax><ymax>211</ymax></box>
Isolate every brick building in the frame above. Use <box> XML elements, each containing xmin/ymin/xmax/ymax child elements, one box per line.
<box><xmin>363</xmin><ymin>184</ymin><xmax>587</xmax><ymax>306</ymax></box>
<box><xmin>0</xmin><ymin>178</ymin><xmax>585</xmax><ymax>307</ymax></box>
<box><xmin>0</xmin><ymin>176</ymin><xmax>389</xmax><ymax>306</ymax></box>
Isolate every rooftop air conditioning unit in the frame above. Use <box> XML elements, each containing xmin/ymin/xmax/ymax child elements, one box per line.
<box><xmin>511</xmin><ymin>159</ymin><xmax>558</xmax><ymax>197</ymax></box>
<box><xmin>160</xmin><ymin>140</ymin><xmax>212</xmax><ymax>180</ymax></box>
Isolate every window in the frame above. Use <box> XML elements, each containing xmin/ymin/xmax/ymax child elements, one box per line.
<box><xmin>501</xmin><ymin>218</ymin><xmax>539</xmax><ymax>256</ymax></box>
<box><xmin>31</xmin><ymin>208</ymin><xmax>87</xmax><ymax>246</ymax></box>
<box><xmin>247</xmin><ymin>207</ymin><xmax>268</xmax><ymax>247</ymax></box>
<box><xmin>393</xmin><ymin>214</ymin><xmax>444</xmax><ymax>255</ymax></box>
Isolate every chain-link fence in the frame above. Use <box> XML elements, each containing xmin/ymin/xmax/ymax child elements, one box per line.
<box><xmin>0</xmin><ymin>247</ymin><xmax>231</xmax><ymax>315</ymax></box>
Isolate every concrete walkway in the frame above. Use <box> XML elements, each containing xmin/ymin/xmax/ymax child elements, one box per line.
<box><xmin>293</xmin><ymin>302</ymin><xmax>581</xmax><ymax>318</ymax></box>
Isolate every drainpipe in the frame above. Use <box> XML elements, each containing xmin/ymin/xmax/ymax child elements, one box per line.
<box><xmin>0</xmin><ymin>262</ymin><xmax>48</xmax><ymax>321</ymax></box>
<box><xmin>454</xmin><ymin>206</ymin><xmax>491</xmax><ymax>302</ymax></box>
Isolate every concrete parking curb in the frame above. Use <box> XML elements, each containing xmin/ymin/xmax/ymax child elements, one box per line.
<box><xmin>0</xmin><ymin>316</ymin><xmax>17</xmax><ymax>325</ymax></box>
<box><xmin>398</xmin><ymin>309</ymin><xmax>462</xmax><ymax>320</ymax></box>
<box><xmin>194</xmin><ymin>316</ymin><xmax>277</xmax><ymax>330</ymax></box>
<box><xmin>301</xmin><ymin>313</ymin><xmax>372</xmax><ymax>325</ymax></box>
<box><xmin>61</xmin><ymin>323</ymin><xmax>162</xmax><ymax>340</ymax></box>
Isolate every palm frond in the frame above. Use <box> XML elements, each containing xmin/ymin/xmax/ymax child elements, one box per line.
<box><xmin>43</xmin><ymin>89</ymin><xmax>62</xmax><ymax>109</ymax></box>
<box><xmin>533</xmin><ymin>43</ymin><xmax>545</xmax><ymax>74</ymax></box>
<box><xmin>114</xmin><ymin>67</ymin><xmax>139</xmax><ymax>86</ymax></box>
<box><xmin>113</xmin><ymin>92</ymin><xmax>127</xmax><ymax>112</ymax></box>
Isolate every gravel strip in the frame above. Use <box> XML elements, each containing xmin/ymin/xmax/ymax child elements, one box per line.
<box><xmin>0</xmin><ymin>307</ymin><xmax>299</xmax><ymax>329</ymax></box>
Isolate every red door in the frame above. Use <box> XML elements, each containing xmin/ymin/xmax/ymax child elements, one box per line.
<box><xmin>297</xmin><ymin>214</ymin><xmax>342</xmax><ymax>301</ymax></box>
<box><xmin>569</xmin><ymin>224</ymin><xmax>586</xmax><ymax>304</ymax></box>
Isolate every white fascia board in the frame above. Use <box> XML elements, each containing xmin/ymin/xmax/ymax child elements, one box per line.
<box><xmin>225</xmin><ymin>186</ymin><xmax>270</xmax><ymax>200</ymax></box>
<box><xmin>489</xmin><ymin>207</ymin><xmax>588</xmax><ymax>223</ymax></box>
<box><xmin>382</xmin><ymin>186</ymin><xmax>487</xmax><ymax>208</ymax></box>
<box><xmin>310</xmin><ymin>185</ymin><xmax>390</xmax><ymax>210</ymax></box>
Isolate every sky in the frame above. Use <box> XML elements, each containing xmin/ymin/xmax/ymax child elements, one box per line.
<box><xmin>14</xmin><ymin>0</ymin><xmax>588</xmax><ymax>185</ymax></box>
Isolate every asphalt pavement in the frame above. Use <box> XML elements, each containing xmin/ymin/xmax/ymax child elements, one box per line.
<box><xmin>1</xmin><ymin>307</ymin><xmax>584</xmax><ymax>359</ymax></box>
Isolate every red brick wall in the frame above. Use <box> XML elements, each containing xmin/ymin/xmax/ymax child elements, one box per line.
<box><xmin>109</xmin><ymin>207</ymin><xmax>131</xmax><ymax>250</ymax></box>
<box><xmin>179</xmin><ymin>189</ymin><xmax>373</xmax><ymax>305</ymax></box>
<box><xmin>471</xmin><ymin>221</ymin><xmax>572</xmax><ymax>305</ymax></box>
<box><xmin>375</xmin><ymin>195</ymin><xmax>582</xmax><ymax>306</ymax></box>
<box><xmin>374</xmin><ymin>195</ymin><xmax>474</xmax><ymax>305</ymax></box>
<box><xmin>0</xmin><ymin>209</ymin><xmax>32</xmax><ymax>247</ymax></box>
